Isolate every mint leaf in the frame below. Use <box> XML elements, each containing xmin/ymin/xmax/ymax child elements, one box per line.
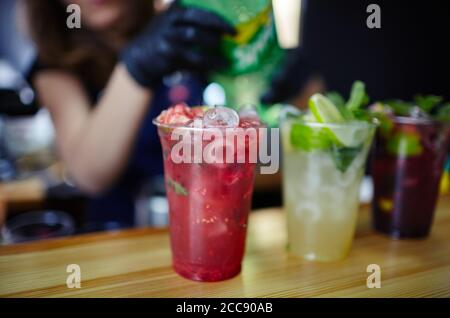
<box><xmin>167</xmin><ymin>177</ymin><xmax>188</xmax><ymax>196</ymax></box>
<box><xmin>386</xmin><ymin>132</ymin><xmax>423</xmax><ymax>157</ymax></box>
<box><xmin>352</xmin><ymin>109</ymin><xmax>374</xmax><ymax>122</ymax></box>
<box><xmin>381</xmin><ymin>96</ymin><xmax>449</xmax><ymax>121</ymax></box>
<box><xmin>384</xmin><ymin>100</ymin><xmax>413</xmax><ymax>116</ymax></box>
<box><xmin>414</xmin><ymin>95</ymin><xmax>443</xmax><ymax>113</ymax></box>
<box><xmin>326</xmin><ymin>92</ymin><xmax>346</xmax><ymax>109</ymax></box>
<box><xmin>326</xmin><ymin>91</ymin><xmax>355</xmax><ymax>120</ymax></box>
<box><xmin>346</xmin><ymin>81</ymin><xmax>369</xmax><ymax>111</ymax></box>
<box><xmin>372</xmin><ymin>112</ymin><xmax>394</xmax><ymax>137</ymax></box>
<box><xmin>435</xmin><ymin>103</ymin><xmax>450</xmax><ymax>122</ymax></box>
<box><xmin>290</xmin><ymin>123</ymin><xmax>331</xmax><ymax>151</ymax></box>
<box><xmin>338</xmin><ymin>104</ymin><xmax>354</xmax><ymax>121</ymax></box>
<box><xmin>330</xmin><ymin>144</ymin><xmax>363</xmax><ymax>173</ymax></box>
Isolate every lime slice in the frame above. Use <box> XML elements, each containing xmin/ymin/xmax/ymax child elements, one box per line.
<box><xmin>309</xmin><ymin>94</ymin><xmax>365</xmax><ymax>147</ymax></box>
<box><xmin>309</xmin><ymin>94</ymin><xmax>345</xmax><ymax>124</ymax></box>
<box><xmin>302</xmin><ymin>111</ymin><xmax>317</xmax><ymax>122</ymax></box>
<box><xmin>290</xmin><ymin>122</ymin><xmax>331</xmax><ymax>152</ymax></box>
<box><xmin>281</xmin><ymin>122</ymin><xmax>294</xmax><ymax>152</ymax></box>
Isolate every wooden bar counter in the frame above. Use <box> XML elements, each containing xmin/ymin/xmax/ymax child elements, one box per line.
<box><xmin>0</xmin><ymin>196</ymin><xmax>449</xmax><ymax>298</ymax></box>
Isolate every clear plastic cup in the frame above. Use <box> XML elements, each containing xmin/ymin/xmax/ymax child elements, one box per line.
<box><xmin>154</xmin><ymin>115</ymin><xmax>260</xmax><ymax>281</ymax></box>
<box><xmin>372</xmin><ymin>117</ymin><xmax>450</xmax><ymax>238</ymax></box>
<box><xmin>280</xmin><ymin>108</ymin><xmax>376</xmax><ymax>261</ymax></box>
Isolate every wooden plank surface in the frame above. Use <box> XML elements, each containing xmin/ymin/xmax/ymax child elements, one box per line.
<box><xmin>0</xmin><ymin>196</ymin><xmax>449</xmax><ymax>298</ymax></box>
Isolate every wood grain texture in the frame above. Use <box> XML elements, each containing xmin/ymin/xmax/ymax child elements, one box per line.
<box><xmin>0</xmin><ymin>196</ymin><xmax>449</xmax><ymax>298</ymax></box>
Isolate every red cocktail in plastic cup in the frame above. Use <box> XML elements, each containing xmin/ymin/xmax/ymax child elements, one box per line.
<box><xmin>154</xmin><ymin>104</ymin><xmax>260</xmax><ymax>281</ymax></box>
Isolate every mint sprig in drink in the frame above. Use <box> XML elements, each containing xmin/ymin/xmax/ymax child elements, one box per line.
<box><xmin>154</xmin><ymin>104</ymin><xmax>260</xmax><ymax>281</ymax></box>
<box><xmin>281</xmin><ymin>82</ymin><xmax>376</xmax><ymax>261</ymax></box>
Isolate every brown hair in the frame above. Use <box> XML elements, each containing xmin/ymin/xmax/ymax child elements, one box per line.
<box><xmin>24</xmin><ymin>0</ymin><xmax>154</xmax><ymax>88</ymax></box>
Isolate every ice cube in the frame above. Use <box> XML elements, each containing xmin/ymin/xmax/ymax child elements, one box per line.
<box><xmin>369</xmin><ymin>102</ymin><xmax>394</xmax><ymax>116</ymax></box>
<box><xmin>295</xmin><ymin>202</ymin><xmax>321</xmax><ymax>223</ymax></box>
<box><xmin>338</xmin><ymin>164</ymin><xmax>358</xmax><ymax>188</ymax></box>
<box><xmin>238</xmin><ymin>104</ymin><xmax>259</xmax><ymax>119</ymax></box>
<box><xmin>299</xmin><ymin>153</ymin><xmax>321</xmax><ymax>196</ymax></box>
<box><xmin>321</xmin><ymin>185</ymin><xmax>342</xmax><ymax>203</ymax></box>
<box><xmin>207</xmin><ymin>219</ymin><xmax>228</xmax><ymax>238</ymax></box>
<box><xmin>409</xmin><ymin>106</ymin><xmax>430</xmax><ymax>119</ymax></box>
<box><xmin>203</xmin><ymin>106</ymin><xmax>239</xmax><ymax>128</ymax></box>
<box><xmin>192</xmin><ymin>117</ymin><xmax>203</xmax><ymax>128</ymax></box>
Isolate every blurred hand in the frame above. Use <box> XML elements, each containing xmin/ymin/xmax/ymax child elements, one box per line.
<box><xmin>122</xmin><ymin>2</ymin><xmax>236</xmax><ymax>88</ymax></box>
<box><xmin>261</xmin><ymin>48</ymin><xmax>315</xmax><ymax>105</ymax></box>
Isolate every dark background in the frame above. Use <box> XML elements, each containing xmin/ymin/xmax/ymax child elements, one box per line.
<box><xmin>302</xmin><ymin>0</ymin><xmax>450</xmax><ymax>101</ymax></box>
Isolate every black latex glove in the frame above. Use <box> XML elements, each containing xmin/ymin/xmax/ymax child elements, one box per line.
<box><xmin>122</xmin><ymin>3</ymin><xmax>236</xmax><ymax>88</ymax></box>
<box><xmin>261</xmin><ymin>48</ymin><xmax>314</xmax><ymax>104</ymax></box>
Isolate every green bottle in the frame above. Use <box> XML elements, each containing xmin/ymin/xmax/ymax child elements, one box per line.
<box><xmin>181</xmin><ymin>0</ymin><xmax>286</xmax><ymax>126</ymax></box>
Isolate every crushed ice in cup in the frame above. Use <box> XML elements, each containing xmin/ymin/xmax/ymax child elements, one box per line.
<box><xmin>238</xmin><ymin>104</ymin><xmax>259</xmax><ymax>119</ymax></box>
<box><xmin>369</xmin><ymin>102</ymin><xmax>394</xmax><ymax>116</ymax></box>
<box><xmin>203</xmin><ymin>106</ymin><xmax>239</xmax><ymax>128</ymax></box>
<box><xmin>192</xmin><ymin>117</ymin><xmax>203</xmax><ymax>128</ymax></box>
<box><xmin>409</xmin><ymin>106</ymin><xmax>430</xmax><ymax>119</ymax></box>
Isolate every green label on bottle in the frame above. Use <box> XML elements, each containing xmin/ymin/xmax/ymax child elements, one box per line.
<box><xmin>181</xmin><ymin>0</ymin><xmax>284</xmax><ymax>75</ymax></box>
<box><xmin>224</xmin><ymin>4</ymin><xmax>281</xmax><ymax>75</ymax></box>
<box><xmin>181</xmin><ymin>0</ymin><xmax>286</xmax><ymax>120</ymax></box>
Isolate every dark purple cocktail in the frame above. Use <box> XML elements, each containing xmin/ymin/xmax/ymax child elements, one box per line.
<box><xmin>372</xmin><ymin>116</ymin><xmax>450</xmax><ymax>238</ymax></box>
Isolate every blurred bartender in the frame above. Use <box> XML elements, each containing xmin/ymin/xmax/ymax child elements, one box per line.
<box><xmin>23</xmin><ymin>0</ymin><xmax>235</xmax><ymax>230</ymax></box>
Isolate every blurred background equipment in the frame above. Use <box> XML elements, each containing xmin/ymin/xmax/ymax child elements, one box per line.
<box><xmin>1</xmin><ymin>108</ymin><xmax>55</xmax><ymax>176</ymax></box>
<box><xmin>0</xmin><ymin>61</ymin><xmax>39</xmax><ymax>116</ymax></box>
<box><xmin>135</xmin><ymin>175</ymin><xmax>168</xmax><ymax>228</ymax></box>
<box><xmin>272</xmin><ymin>0</ymin><xmax>302</xmax><ymax>49</ymax></box>
<box><xmin>0</xmin><ymin>0</ymin><xmax>37</xmax><ymax>116</ymax></box>
<box><xmin>1</xmin><ymin>210</ymin><xmax>75</xmax><ymax>244</ymax></box>
<box><xmin>0</xmin><ymin>0</ymin><xmax>35</xmax><ymax>73</ymax></box>
<box><xmin>440</xmin><ymin>158</ymin><xmax>450</xmax><ymax>195</ymax></box>
<box><xmin>0</xmin><ymin>0</ymin><xmax>86</xmax><ymax>241</ymax></box>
